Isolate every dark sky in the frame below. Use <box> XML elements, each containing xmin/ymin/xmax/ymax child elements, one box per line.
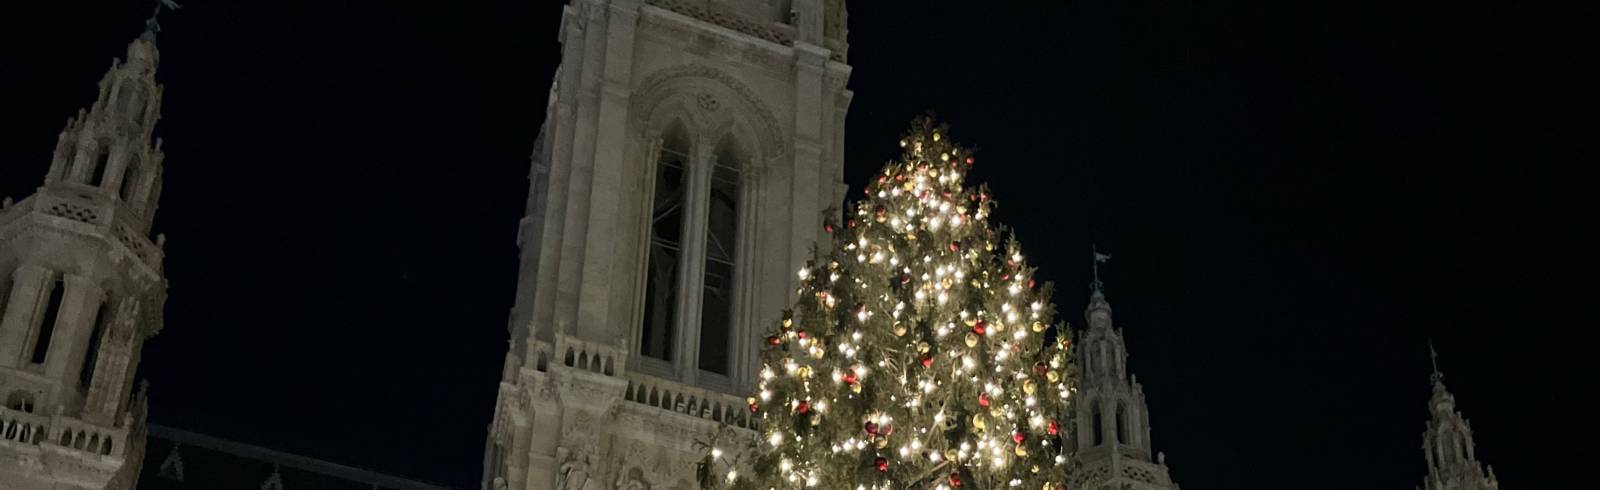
<box><xmin>2</xmin><ymin>0</ymin><xmax>1592</xmax><ymax>488</ymax></box>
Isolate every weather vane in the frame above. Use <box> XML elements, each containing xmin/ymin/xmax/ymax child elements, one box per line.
<box><xmin>1092</xmin><ymin>244</ymin><xmax>1112</xmax><ymax>292</ymax></box>
<box><xmin>1428</xmin><ymin>339</ymin><xmax>1443</xmax><ymax>385</ymax></box>
<box><xmin>144</xmin><ymin>0</ymin><xmax>183</xmax><ymax>36</ymax></box>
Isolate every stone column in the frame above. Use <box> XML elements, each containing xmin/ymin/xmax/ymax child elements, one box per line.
<box><xmin>0</xmin><ymin>265</ymin><xmax>50</xmax><ymax>368</ymax></box>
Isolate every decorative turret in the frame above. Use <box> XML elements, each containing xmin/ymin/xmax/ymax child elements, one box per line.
<box><xmin>1419</xmin><ymin>345</ymin><xmax>1501</xmax><ymax>490</ymax></box>
<box><xmin>1066</xmin><ymin>250</ymin><xmax>1180</xmax><ymax>490</ymax></box>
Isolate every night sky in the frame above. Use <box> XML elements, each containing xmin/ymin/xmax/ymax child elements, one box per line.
<box><xmin>1</xmin><ymin>0</ymin><xmax>1592</xmax><ymax>488</ymax></box>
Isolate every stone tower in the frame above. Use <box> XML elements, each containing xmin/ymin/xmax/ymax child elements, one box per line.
<box><xmin>1419</xmin><ymin>349</ymin><xmax>1501</xmax><ymax>490</ymax></box>
<box><xmin>483</xmin><ymin>1</ymin><xmax>853</xmax><ymax>489</ymax></box>
<box><xmin>0</xmin><ymin>29</ymin><xmax>168</xmax><ymax>490</ymax></box>
<box><xmin>1066</xmin><ymin>280</ymin><xmax>1180</xmax><ymax>490</ymax></box>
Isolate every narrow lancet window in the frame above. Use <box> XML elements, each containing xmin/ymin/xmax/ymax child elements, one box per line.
<box><xmin>80</xmin><ymin>301</ymin><xmax>111</xmax><ymax>390</ymax></box>
<box><xmin>1091</xmin><ymin>401</ymin><xmax>1105</xmax><ymax>446</ymax></box>
<box><xmin>31</xmin><ymin>275</ymin><xmax>66</xmax><ymax>364</ymax></box>
<box><xmin>640</xmin><ymin>126</ymin><xmax>691</xmax><ymax>362</ymax></box>
<box><xmin>1115</xmin><ymin>402</ymin><xmax>1130</xmax><ymax>445</ymax></box>
<box><xmin>698</xmin><ymin>140</ymin><xmax>741</xmax><ymax>374</ymax></box>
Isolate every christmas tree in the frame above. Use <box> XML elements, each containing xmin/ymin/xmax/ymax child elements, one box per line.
<box><xmin>720</xmin><ymin>117</ymin><xmax>1077</xmax><ymax>489</ymax></box>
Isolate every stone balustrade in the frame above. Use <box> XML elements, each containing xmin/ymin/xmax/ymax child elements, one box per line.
<box><xmin>0</xmin><ymin>405</ymin><xmax>129</xmax><ymax>458</ymax></box>
<box><xmin>0</xmin><ymin>405</ymin><xmax>50</xmax><ymax>445</ymax></box>
<box><xmin>621</xmin><ymin>372</ymin><xmax>757</xmax><ymax>430</ymax></box>
<box><xmin>531</xmin><ymin>334</ymin><xmax>630</xmax><ymax>377</ymax></box>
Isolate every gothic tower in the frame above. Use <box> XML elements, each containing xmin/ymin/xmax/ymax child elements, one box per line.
<box><xmin>1419</xmin><ymin>349</ymin><xmax>1501</xmax><ymax>490</ymax></box>
<box><xmin>484</xmin><ymin>1</ymin><xmax>853</xmax><ymax>489</ymax></box>
<box><xmin>1066</xmin><ymin>278</ymin><xmax>1180</xmax><ymax>490</ymax></box>
<box><xmin>0</xmin><ymin>29</ymin><xmax>169</xmax><ymax>490</ymax></box>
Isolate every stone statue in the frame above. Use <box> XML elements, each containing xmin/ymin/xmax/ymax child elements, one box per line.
<box><xmin>556</xmin><ymin>448</ymin><xmax>601</xmax><ymax>490</ymax></box>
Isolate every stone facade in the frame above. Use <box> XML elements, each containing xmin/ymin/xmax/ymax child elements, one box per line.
<box><xmin>1419</xmin><ymin>356</ymin><xmax>1500</xmax><ymax>490</ymax></box>
<box><xmin>482</xmin><ymin>1</ymin><xmax>853</xmax><ymax>489</ymax></box>
<box><xmin>1066</xmin><ymin>285</ymin><xmax>1181</xmax><ymax>490</ymax></box>
<box><xmin>0</xmin><ymin>31</ymin><xmax>168</xmax><ymax>490</ymax></box>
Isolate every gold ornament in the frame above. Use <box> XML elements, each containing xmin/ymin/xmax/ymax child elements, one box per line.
<box><xmin>992</xmin><ymin>321</ymin><xmax>1005</xmax><ymax>332</ymax></box>
<box><xmin>944</xmin><ymin>449</ymin><xmax>960</xmax><ymax>462</ymax></box>
<box><xmin>1031</xmin><ymin>321</ymin><xmax>1045</xmax><ymax>333</ymax></box>
<box><xmin>875</xmin><ymin>437</ymin><xmax>889</xmax><ymax>449</ymax></box>
<box><xmin>893</xmin><ymin>322</ymin><xmax>908</xmax><ymax>337</ymax></box>
<box><xmin>1031</xmin><ymin>465</ymin><xmax>1040</xmax><ymax>475</ymax></box>
<box><xmin>1046</xmin><ymin>370</ymin><xmax>1060</xmax><ymax>383</ymax></box>
<box><xmin>1014</xmin><ymin>444</ymin><xmax>1028</xmax><ymax>457</ymax></box>
<box><xmin>917</xmin><ymin>341</ymin><xmax>931</xmax><ymax>354</ymax></box>
<box><xmin>964</xmin><ymin>332</ymin><xmax>979</xmax><ymax>347</ymax></box>
<box><xmin>971</xmin><ymin>414</ymin><xmax>987</xmax><ymax>432</ymax></box>
<box><xmin>1023</xmin><ymin>379</ymin><xmax>1037</xmax><ymax>395</ymax></box>
<box><xmin>932</xmin><ymin>132</ymin><xmax>941</xmax><ymax>141</ymax></box>
<box><xmin>850</xmin><ymin>383</ymin><xmax>863</xmax><ymax>394</ymax></box>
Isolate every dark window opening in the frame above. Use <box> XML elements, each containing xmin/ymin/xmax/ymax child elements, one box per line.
<box><xmin>5</xmin><ymin>391</ymin><xmax>35</xmax><ymax>413</ymax></box>
<box><xmin>1115</xmin><ymin>403</ymin><xmax>1130</xmax><ymax>445</ymax></box>
<box><xmin>698</xmin><ymin>143</ymin><xmax>741</xmax><ymax>375</ymax></box>
<box><xmin>1091</xmin><ymin>401</ymin><xmax>1104</xmax><ymax>446</ymax></box>
<box><xmin>641</xmin><ymin>126</ymin><xmax>691</xmax><ymax>362</ymax></box>
<box><xmin>30</xmin><ymin>276</ymin><xmax>66</xmax><ymax>364</ymax></box>
<box><xmin>80</xmin><ymin>301</ymin><xmax>111</xmax><ymax>390</ymax></box>
<box><xmin>119</xmin><ymin>161</ymin><xmax>140</xmax><ymax>202</ymax></box>
<box><xmin>90</xmin><ymin>151</ymin><xmax>111</xmax><ymax>187</ymax></box>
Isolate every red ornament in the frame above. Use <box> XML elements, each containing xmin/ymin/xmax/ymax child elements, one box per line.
<box><xmin>848</xmin><ymin>219</ymin><xmax>858</xmax><ymax>229</ymax></box>
<box><xmin>949</xmin><ymin>471</ymin><xmax>963</xmax><ymax>487</ymax></box>
<box><xmin>824</xmin><ymin>223</ymin><xmax>835</xmax><ymax>233</ymax></box>
<box><xmin>767</xmin><ymin>335</ymin><xmax>782</xmax><ymax>346</ymax></box>
<box><xmin>978</xmin><ymin>393</ymin><xmax>990</xmax><ymax>407</ymax></box>
<box><xmin>966</xmin><ymin>156</ymin><xmax>975</xmax><ymax>165</ymax></box>
<box><xmin>920</xmin><ymin>354</ymin><xmax>934</xmax><ymax>369</ymax></box>
<box><xmin>1028</xmin><ymin>279</ymin><xmax>1037</xmax><ymax>289</ymax></box>
<box><xmin>1047</xmin><ymin>420</ymin><xmax>1060</xmax><ymax>436</ymax></box>
<box><xmin>875</xmin><ymin>457</ymin><xmax>888</xmax><ymax>472</ymax></box>
<box><xmin>1034</xmin><ymin>361</ymin><xmax>1050</xmax><ymax>376</ymax></box>
<box><xmin>749</xmin><ymin>402</ymin><xmax>760</xmax><ymax>413</ymax></box>
<box><xmin>865</xmin><ymin>421</ymin><xmax>879</xmax><ymax>435</ymax></box>
<box><xmin>842</xmin><ymin>370</ymin><xmax>858</xmax><ymax>385</ymax></box>
<box><xmin>973</xmin><ymin>320</ymin><xmax>987</xmax><ymax>336</ymax></box>
<box><xmin>796</xmin><ymin>400</ymin><xmax>810</xmax><ymax>414</ymax></box>
<box><xmin>797</xmin><ymin>331</ymin><xmax>808</xmax><ymax>339</ymax></box>
<box><xmin>1013</xmin><ymin>430</ymin><xmax>1025</xmax><ymax>444</ymax></box>
<box><xmin>949</xmin><ymin>241</ymin><xmax>960</xmax><ymax>253</ymax></box>
<box><xmin>881</xmin><ymin>424</ymin><xmax>894</xmax><ymax>436</ymax></box>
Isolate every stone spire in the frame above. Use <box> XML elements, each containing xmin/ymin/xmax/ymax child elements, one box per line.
<box><xmin>0</xmin><ymin>22</ymin><xmax>170</xmax><ymax>490</ymax></box>
<box><xmin>1420</xmin><ymin>348</ymin><xmax>1501</xmax><ymax>490</ymax></box>
<box><xmin>1066</xmin><ymin>255</ymin><xmax>1180</xmax><ymax>490</ymax></box>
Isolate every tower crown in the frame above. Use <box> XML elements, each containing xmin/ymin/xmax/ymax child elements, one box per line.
<box><xmin>0</xmin><ymin>25</ymin><xmax>170</xmax><ymax>490</ymax></box>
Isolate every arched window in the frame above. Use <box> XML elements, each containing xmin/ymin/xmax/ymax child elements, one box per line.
<box><xmin>90</xmin><ymin>150</ymin><xmax>112</xmax><ymax>187</ymax></box>
<box><xmin>1091</xmin><ymin>400</ymin><xmax>1104</xmax><ymax>446</ymax></box>
<box><xmin>1115</xmin><ymin>402</ymin><xmax>1130</xmax><ymax>445</ymax></box>
<box><xmin>79</xmin><ymin>300</ymin><xmax>112</xmax><ymax>390</ymax></box>
<box><xmin>697</xmin><ymin>138</ymin><xmax>741</xmax><ymax>375</ymax></box>
<box><xmin>5</xmin><ymin>391</ymin><xmax>35</xmax><ymax>413</ymax></box>
<box><xmin>640</xmin><ymin>124</ymin><xmax>692</xmax><ymax>362</ymax></box>
<box><xmin>119</xmin><ymin>156</ymin><xmax>141</xmax><ymax>203</ymax></box>
<box><xmin>29</xmin><ymin>274</ymin><xmax>66</xmax><ymax>364</ymax></box>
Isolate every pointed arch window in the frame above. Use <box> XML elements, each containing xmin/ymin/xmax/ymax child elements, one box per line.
<box><xmin>1115</xmin><ymin>402</ymin><xmax>1130</xmax><ymax>445</ymax></box>
<box><xmin>29</xmin><ymin>274</ymin><xmax>66</xmax><ymax>365</ymax></box>
<box><xmin>119</xmin><ymin>156</ymin><xmax>142</xmax><ymax>203</ymax></box>
<box><xmin>640</xmin><ymin>125</ymin><xmax>692</xmax><ymax>362</ymax></box>
<box><xmin>1091</xmin><ymin>401</ymin><xmax>1104</xmax><ymax>446</ymax></box>
<box><xmin>697</xmin><ymin>139</ymin><xmax>742</xmax><ymax>375</ymax></box>
<box><xmin>79</xmin><ymin>299</ymin><xmax>112</xmax><ymax>390</ymax></box>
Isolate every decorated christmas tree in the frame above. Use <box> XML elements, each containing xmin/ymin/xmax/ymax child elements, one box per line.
<box><xmin>717</xmin><ymin>117</ymin><xmax>1077</xmax><ymax>489</ymax></box>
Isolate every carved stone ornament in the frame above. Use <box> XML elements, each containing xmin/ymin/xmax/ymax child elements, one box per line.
<box><xmin>695</xmin><ymin>93</ymin><xmax>720</xmax><ymax>112</ymax></box>
<box><xmin>632</xmin><ymin>64</ymin><xmax>784</xmax><ymax>159</ymax></box>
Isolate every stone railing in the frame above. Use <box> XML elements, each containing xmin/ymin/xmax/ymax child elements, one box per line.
<box><xmin>0</xmin><ymin>405</ymin><xmax>50</xmax><ymax>445</ymax></box>
<box><xmin>51</xmin><ymin>413</ymin><xmax>129</xmax><ymax>457</ymax></box>
<box><xmin>530</xmin><ymin>334</ymin><xmax>629</xmax><ymax>377</ymax></box>
<box><xmin>0</xmin><ymin>406</ymin><xmax>129</xmax><ymax>458</ymax></box>
<box><xmin>647</xmin><ymin>0</ymin><xmax>798</xmax><ymax>49</ymax></box>
<box><xmin>621</xmin><ymin>372</ymin><xmax>757</xmax><ymax>430</ymax></box>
